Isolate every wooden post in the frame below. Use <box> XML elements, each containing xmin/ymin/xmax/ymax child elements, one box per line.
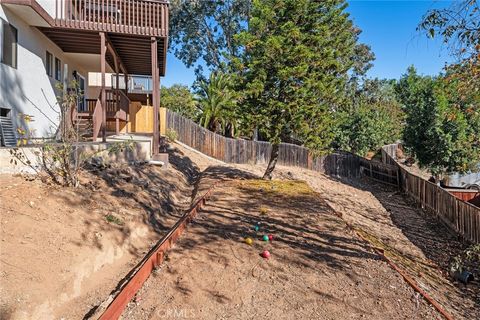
<box><xmin>125</xmin><ymin>73</ymin><xmax>129</xmax><ymax>134</ymax></box>
<box><xmin>100</xmin><ymin>32</ymin><xmax>107</xmax><ymax>142</ymax></box>
<box><xmin>115</xmin><ymin>64</ymin><xmax>120</xmax><ymax>135</ymax></box>
<box><xmin>124</xmin><ymin>73</ymin><xmax>129</xmax><ymax>95</ymax></box>
<box><xmin>152</xmin><ymin>37</ymin><xmax>159</xmax><ymax>155</ymax></box>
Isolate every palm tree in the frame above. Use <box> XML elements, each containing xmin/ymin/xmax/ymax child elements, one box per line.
<box><xmin>196</xmin><ymin>72</ymin><xmax>237</xmax><ymax>136</ymax></box>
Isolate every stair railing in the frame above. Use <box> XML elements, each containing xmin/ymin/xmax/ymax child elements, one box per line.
<box><xmin>116</xmin><ymin>89</ymin><xmax>130</xmax><ymax>122</ymax></box>
<box><xmin>0</xmin><ymin>119</ymin><xmax>6</xmax><ymax>147</ymax></box>
<box><xmin>90</xmin><ymin>88</ymin><xmax>132</xmax><ymax>140</ymax></box>
<box><xmin>92</xmin><ymin>95</ymin><xmax>103</xmax><ymax>141</ymax></box>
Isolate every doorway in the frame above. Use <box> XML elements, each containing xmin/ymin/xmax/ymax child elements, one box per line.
<box><xmin>77</xmin><ymin>73</ymin><xmax>86</xmax><ymax>112</ymax></box>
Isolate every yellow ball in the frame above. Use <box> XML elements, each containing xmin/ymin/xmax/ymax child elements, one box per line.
<box><xmin>245</xmin><ymin>237</ymin><xmax>253</xmax><ymax>245</ymax></box>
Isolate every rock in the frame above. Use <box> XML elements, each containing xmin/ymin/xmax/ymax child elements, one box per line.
<box><xmin>89</xmin><ymin>156</ymin><xmax>106</xmax><ymax>169</ymax></box>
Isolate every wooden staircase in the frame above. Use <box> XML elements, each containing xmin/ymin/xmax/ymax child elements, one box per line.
<box><xmin>72</xmin><ymin>112</ymin><xmax>94</xmax><ymax>140</ymax></box>
<box><xmin>72</xmin><ymin>89</ymin><xmax>130</xmax><ymax>141</ymax></box>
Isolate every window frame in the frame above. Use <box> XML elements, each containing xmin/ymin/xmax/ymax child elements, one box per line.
<box><xmin>46</xmin><ymin>51</ymin><xmax>53</xmax><ymax>77</ymax></box>
<box><xmin>54</xmin><ymin>57</ymin><xmax>62</xmax><ymax>81</ymax></box>
<box><xmin>1</xmin><ymin>18</ymin><xmax>18</xmax><ymax>69</ymax></box>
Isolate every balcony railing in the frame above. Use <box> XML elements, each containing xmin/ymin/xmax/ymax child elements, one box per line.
<box><xmin>112</xmin><ymin>74</ymin><xmax>155</xmax><ymax>93</ymax></box>
<box><xmin>54</xmin><ymin>0</ymin><xmax>168</xmax><ymax>37</ymax></box>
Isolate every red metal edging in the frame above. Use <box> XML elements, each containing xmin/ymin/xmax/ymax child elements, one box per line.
<box><xmin>342</xmin><ymin>216</ymin><xmax>454</xmax><ymax>320</ymax></box>
<box><xmin>97</xmin><ymin>184</ymin><xmax>217</xmax><ymax>320</ymax></box>
<box><xmin>376</xmin><ymin>248</ymin><xmax>454</xmax><ymax>320</ymax></box>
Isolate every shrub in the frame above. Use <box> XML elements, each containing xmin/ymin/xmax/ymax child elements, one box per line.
<box><xmin>166</xmin><ymin>128</ymin><xmax>178</xmax><ymax>142</ymax></box>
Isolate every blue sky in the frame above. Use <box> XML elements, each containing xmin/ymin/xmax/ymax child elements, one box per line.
<box><xmin>162</xmin><ymin>0</ymin><xmax>453</xmax><ymax>87</ymax></box>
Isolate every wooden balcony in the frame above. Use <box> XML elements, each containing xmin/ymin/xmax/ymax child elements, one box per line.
<box><xmin>0</xmin><ymin>0</ymin><xmax>165</xmax><ymax>148</ymax></box>
<box><xmin>54</xmin><ymin>0</ymin><xmax>168</xmax><ymax>37</ymax></box>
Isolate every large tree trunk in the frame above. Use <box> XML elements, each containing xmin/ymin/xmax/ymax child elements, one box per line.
<box><xmin>263</xmin><ymin>143</ymin><xmax>279</xmax><ymax>180</ymax></box>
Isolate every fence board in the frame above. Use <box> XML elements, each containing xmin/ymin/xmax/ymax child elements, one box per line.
<box><xmin>167</xmin><ymin>110</ymin><xmax>360</xmax><ymax>178</ymax></box>
<box><xmin>167</xmin><ymin>111</ymin><xmax>479</xmax><ymax>243</ymax></box>
<box><xmin>381</xmin><ymin>144</ymin><xmax>480</xmax><ymax>243</ymax></box>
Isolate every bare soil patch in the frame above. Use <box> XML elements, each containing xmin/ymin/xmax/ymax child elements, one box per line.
<box><xmin>2</xmin><ymin>142</ymin><xmax>476</xmax><ymax>319</ymax></box>
<box><xmin>160</xmin><ymin>143</ymin><xmax>479</xmax><ymax>319</ymax></box>
<box><xmin>122</xmin><ymin>178</ymin><xmax>436</xmax><ymax>320</ymax></box>
<box><xmin>0</xmin><ymin>154</ymin><xmax>198</xmax><ymax>319</ymax></box>
<box><xmin>259</xmin><ymin>165</ymin><xmax>480</xmax><ymax>320</ymax></box>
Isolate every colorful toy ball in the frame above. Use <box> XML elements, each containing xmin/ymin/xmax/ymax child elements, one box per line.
<box><xmin>245</xmin><ymin>237</ymin><xmax>253</xmax><ymax>245</ymax></box>
<box><xmin>253</xmin><ymin>224</ymin><xmax>260</xmax><ymax>232</ymax></box>
<box><xmin>268</xmin><ymin>234</ymin><xmax>273</xmax><ymax>241</ymax></box>
<box><xmin>261</xmin><ymin>250</ymin><xmax>271</xmax><ymax>259</ymax></box>
<box><xmin>262</xmin><ymin>235</ymin><xmax>269</xmax><ymax>242</ymax></box>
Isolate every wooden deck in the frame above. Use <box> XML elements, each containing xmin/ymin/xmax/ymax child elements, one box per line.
<box><xmin>0</xmin><ymin>0</ymin><xmax>164</xmax><ymax>152</ymax></box>
<box><xmin>55</xmin><ymin>0</ymin><xmax>168</xmax><ymax>37</ymax></box>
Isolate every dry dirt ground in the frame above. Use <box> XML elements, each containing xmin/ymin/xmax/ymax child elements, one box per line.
<box><xmin>123</xmin><ymin>143</ymin><xmax>478</xmax><ymax>320</ymax></box>
<box><xmin>1</xmin><ymin>142</ymin><xmax>478</xmax><ymax>319</ymax></box>
<box><xmin>122</xmin><ymin>177</ymin><xmax>436</xmax><ymax>320</ymax></box>
<box><xmin>0</xmin><ymin>155</ymin><xmax>197</xmax><ymax>319</ymax></box>
<box><xmin>269</xmin><ymin>168</ymin><xmax>479</xmax><ymax>320</ymax></box>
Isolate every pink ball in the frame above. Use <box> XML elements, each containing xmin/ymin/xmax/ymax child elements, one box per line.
<box><xmin>261</xmin><ymin>250</ymin><xmax>271</xmax><ymax>259</ymax></box>
<box><xmin>268</xmin><ymin>234</ymin><xmax>273</xmax><ymax>241</ymax></box>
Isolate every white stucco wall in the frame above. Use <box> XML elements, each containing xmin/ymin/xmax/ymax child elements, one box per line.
<box><xmin>0</xmin><ymin>5</ymin><xmax>90</xmax><ymax>138</ymax></box>
<box><xmin>36</xmin><ymin>0</ymin><xmax>57</xmax><ymax>18</ymax></box>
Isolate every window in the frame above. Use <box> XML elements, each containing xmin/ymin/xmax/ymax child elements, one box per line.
<box><xmin>1</xmin><ymin>19</ymin><xmax>18</xmax><ymax>69</ymax></box>
<box><xmin>46</xmin><ymin>51</ymin><xmax>53</xmax><ymax>77</ymax></box>
<box><xmin>55</xmin><ymin>57</ymin><xmax>62</xmax><ymax>81</ymax></box>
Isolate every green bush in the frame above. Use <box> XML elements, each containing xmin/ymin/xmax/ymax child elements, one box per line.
<box><xmin>166</xmin><ymin>129</ymin><xmax>178</xmax><ymax>142</ymax></box>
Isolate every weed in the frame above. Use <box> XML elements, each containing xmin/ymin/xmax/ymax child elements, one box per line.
<box><xmin>166</xmin><ymin>129</ymin><xmax>178</xmax><ymax>142</ymax></box>
<box><xmin>105</xmin><ymin>214</ymin><xmax>124</xmax><ymax>226</ymax></box>
<box><xmin>241</xmin><ymin>179</ymin><xmax>314</xmax><ymax>196</ymax></box>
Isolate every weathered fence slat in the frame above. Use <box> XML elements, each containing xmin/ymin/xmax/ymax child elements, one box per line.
<box><xmin>167</xmin><ymin>111</ymin><xmax>479</xmax><ymax>243</ymax></box>
<box><xmin>381</xmin><ymin>144</ymin><xmax>480</xmax><ymax>243</ymax></box>
<box><xmin>166</xmin><ymin>110</ymin><xmax>360</xmax><ymax>178</ymax></box>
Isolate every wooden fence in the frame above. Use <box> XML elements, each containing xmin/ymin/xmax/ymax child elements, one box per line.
<box><xmin>167</xmin><ymin>111</ymin><xmax>479</xmax><ymax>243</ymax></box>
<box><xmin>382</xmin><ymin>144</ymin><xmax>480</xmax><ymax>243</ymax></box>
<box><xmin>167</xmin><ymin>111</ymin><xmax>360</xmax><ymax>178</ymax></box>
<box><xmin>359</xmin><ymin>157</ymin><xmax>399</xmax><ymax>186</ymax></box>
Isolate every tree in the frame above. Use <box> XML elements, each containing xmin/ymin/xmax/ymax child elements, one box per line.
<box><xmin>169</xmin><ymin>0</ymin><xmax>250</xmax><ymax>78</ymax></box>
<box><xmin>160</xmin><ymin>84</ymin><xmax>199</xmax><ymax>120</ymax></box>
<box><xmin>335</xmin><ymin>79</ymin><xmax>403</xmax><ymax>156</ymax></box>
<box><xmin>10</xmin><ymin>82</ymin><xmax>133</xmax><ymax>187</ymax></box>
<box><xmin>396</xmin><ymin>66</ymin><xmax>480</xmax><ymax>177</ymax></box>
<box><xmin>418</xmin><ymin>0</ymin><xmax>479</xmax><ymax>105</ymax></box>
<box><xmin>196</xmin><ymin>72</ymin><xmax>239</xmax><ymax>137</ymax></box>
<box><xmin>234</xmin><ymin>0</ymin><xmax>372</xmax><ymax>179</ymax></box>
<box><xmin>415</xmin><ymin>1</ymin><xmax>480</xmax><ymax>177</ymax></box>
<box><xmin>419</xmin><ymin>0</ymin><xmax>479</xmax><ymax>59</ymax></box>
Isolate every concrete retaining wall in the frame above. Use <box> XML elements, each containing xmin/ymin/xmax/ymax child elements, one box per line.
<box><xmin>0</xmin><ymin>139</ymin><xmax>151</xmax><ymax>174</ymax></box>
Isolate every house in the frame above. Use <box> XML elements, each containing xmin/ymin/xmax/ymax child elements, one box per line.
<box><xmin>0</xmin><ymin>0</ymin><xmax>168</xmax><ymax>155</ymax></box>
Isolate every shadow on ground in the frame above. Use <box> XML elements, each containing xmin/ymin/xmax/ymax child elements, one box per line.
<box><xmin>318</xmin><ymin>173</ymin><xmax>480</xmax><ymax>319</ymax></box>
<box><xmin>170</xmin><ymin>178</ymin><xmax>381</xmax><ymax>281</ymax></box>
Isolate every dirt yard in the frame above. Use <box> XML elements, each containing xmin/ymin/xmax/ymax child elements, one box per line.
<box><xmin>122</xmin><ymin>175</ymin><xmax>438</xmax><ymax>319</ymax></box>
<box><xmin>1</xmin><ymin>142</ymin><xmax>478</xmax><ymax>319</ymax></box>
<box><xmin>270</xmin><ymin>167</ymin><xmax>479</xmax><ymax>320</ymax></box>
<box><xmin>127</xmin><ymin>143</ymin><xmax>478</xmax><ymax>320</ymax></box>
<box><xmin>0</xmin><ymin>155</ymin><xmax>198</xmax><ymax>319</ymax></box>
